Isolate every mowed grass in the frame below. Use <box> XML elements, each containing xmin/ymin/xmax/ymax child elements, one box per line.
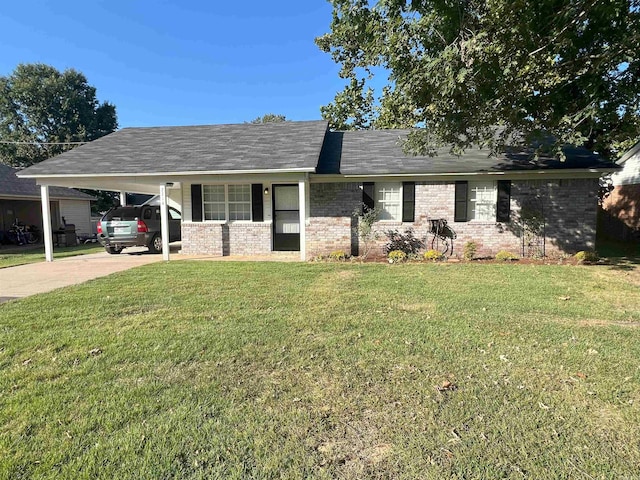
<box><xmin>0</xmin><ymin>244</ymin><xmax>103</xmax><ymax>269</ymax></box>
<box><xmin>1</xmin><ymin>261</ymin><xmax>639</xmax><ymax>479</ymax></box>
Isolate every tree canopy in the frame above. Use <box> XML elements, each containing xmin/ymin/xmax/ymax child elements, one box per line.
<box><xmin>0</xmin><ymin>63</ymin><xmax>117</xmax><ymax>168</ymax></box>
<box><xmin>316</xmin><ymin>0</ymin><xmax>640</xmax><ymax>159</ymax></box>
<box><xmin>249</xmin><ymin>113</ymin><xmax>288</xmax><ymax>123</ymax></box>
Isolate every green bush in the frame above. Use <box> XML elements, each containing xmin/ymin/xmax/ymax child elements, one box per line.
<box><xmin>423</xmin><ymin>249</ymin><xmax>445</xmax><ymax>262</ymax></box>
<box><xmin>387</xmin><ymin>250</ymin><xmax>407</xmax><ymax>263</ymax></box>
<box><xmin>463</xmin><ymin>241</ymin><xmax>477</xmax><ymax>261</ymax></box>
<box><xmin>495</xmin><ymin>250</ymin><xmax>519</xmax><ymax>262</ymax></box>
<box><xmin>574</xmin><ymin>250</ymin><xmax>599</xmax><ymax>263</ymax></box>
<box><xmin>328</xmin><ymin>250</ymin><xmax>348</xmax><ymax>261</ymax></box>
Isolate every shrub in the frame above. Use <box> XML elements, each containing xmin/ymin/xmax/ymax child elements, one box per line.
<box><xmin>387</xmin><ymin>250</ymin><xmax>407</xmax><ymax>263</ymax></box>
<box><xmin>384</xmin><ymin>229</ymin><xmax>424</xmax><ymax>256</ymax></box>
<box><xmin>495</xmin><ymin>250</ymin><xmax>519</xmax><ymax>262</ymax></box>
<box><xmin>574</xmin><ymin>250</ymin><xmax>599</xmax><ymax>263</ymax></box>
<box><xmin>423</xmin><ymin>249</ymin><xmax>445</xmax><ymax>262</ymax></box>
<box><xmin>463</xmin><ymin>241</ymin><xmax>477</xmax><ymax>261</ymax></box>
<box><xmin>352</xmin><ymin>205</ymin><xmax>381</xmax><ymax>260</ymax></box>
<box><xmin>328</xmin><ymin>250</ymin><xmax>348</xmax><ymax>261</ymax></box>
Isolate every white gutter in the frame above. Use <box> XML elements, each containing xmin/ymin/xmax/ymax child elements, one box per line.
<box><xmin>17</xmin><ymin>167</ymin><xmax>316</xmax><ymax>178</ymax></box>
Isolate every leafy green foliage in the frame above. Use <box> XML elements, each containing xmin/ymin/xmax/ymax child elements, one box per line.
<box><xmin>0</xmin><ymin>63</ymin><xmax>117</xmax><ymax>168</ymax></box>
<box><xmin>249</xmin><ymin>114</ymin><xmax>287</xmax><ymax>123</ymax></box>
<box><xmin>387</xmin><ymin>249</ymin><xmax>407</xmax><ymax>262</ymax></box>
<box><xmin>317</xmin><ymin>1</ymin><xmax>640</xmax><ymax>158</ymax></box>
<box><xmin>423</xmin><ymin>249</ymin><xmax>445</xmax><ymax>261</ymax></box>
<box><xmin>384</xmin><ymin>228</ymin><xmax>424</xmax><ymax>255</ymax></box>
<box><xmin>575</xmin><ymin>250</ymin><xmax>600</xmax><ymax>263</ymax></box>
<box><xmin>352</xmin><ymin>204</ymin><xmax>381</xmax><ymax>259</ymax></box>
<box><xmin>463</xmin><ymin>241</ymin><xmax>478</xmax><ymax>261</ymax></box>
<box><xmin>329</xmin><ymin>250</ymin><xmax>348</xmax><ymax>261</ymax></box>
<box><xmin>495</xmin><ymin>250</ymin><xmax>520</xmax><ymax>262</ymax></box>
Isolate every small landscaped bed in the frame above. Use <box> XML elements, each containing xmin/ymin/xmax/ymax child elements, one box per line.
<box><xmin>1</xmin><ymin>261</ymin><xmax>639</xmax><ymax>478</ymax></box>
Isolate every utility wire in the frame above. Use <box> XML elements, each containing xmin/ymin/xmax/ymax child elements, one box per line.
<box><xmin>0</xmin><ymin>140</ymin><xmax>88</xmax><ymax>145</ymax></box>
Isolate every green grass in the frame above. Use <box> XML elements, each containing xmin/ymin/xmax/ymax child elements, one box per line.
<box><xmin>0</xmin><ymin>244</ymin><xmax>104</xmax><ymax>269</ymax></box>
<box><xmin>1</xmin><ymin>261</ymin><xmax>639</xmax><ymax>479</ymax></box>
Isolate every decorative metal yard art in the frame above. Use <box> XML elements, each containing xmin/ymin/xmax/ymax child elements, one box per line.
<box><xmin>429</xmin><ymin>218</ymin><xmax>457</xmax><ymax>256</ymax></box>
<box><xmin>519</xmin><ymin>195</ymin><xmax>546</xmax><ymax>258</ymax></box>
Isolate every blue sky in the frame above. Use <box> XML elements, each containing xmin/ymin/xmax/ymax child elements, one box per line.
<box><xmin>0</xmin><ymin>0</ymin><xmax>349</xmax><ymax>128</ymax></box>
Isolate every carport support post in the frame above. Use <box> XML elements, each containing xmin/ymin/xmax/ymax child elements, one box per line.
<box><xmin>298</xmin><ymin>179</ymin><xmax>306</xmax><ymax>261</ymax></box>
<box><xmin>119</xmin><ymin>191</ymin><xmax>127</xmax><ymax>206</ymax></box>
<box><xmin>160</xmin><ymin>184</ymin><xmax>170</xmax><ymax>261</ymax></box>
<box><xmin>41</xmin><ymin>185</ymin><xmax>54</xmax><ymax>262</ymax></box>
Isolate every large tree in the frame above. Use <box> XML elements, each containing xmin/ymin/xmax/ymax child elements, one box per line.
<box><xmin>0</xmin><ymin>63</ymin><xmax>118</xmax><ymax>211</ymax></box>
<box><xmin>0</xmin><ymin>63</ymin><xmax>117</xmax><ymax>167</ymax></box>
<box><xmin>317</xmin><ymin>0</ymin><xmax>640</xmax><ymax>159</ymax></box>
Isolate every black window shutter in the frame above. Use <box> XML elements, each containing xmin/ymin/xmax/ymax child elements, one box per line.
<box><xmin>251</xmin><ymin>184</ymin><xmax>264</xmax><ymax>222</ymax></box>
<box><xmin>191</xmin><ymin>184</ymin><xmax>203</xmax><ymax>222</ymax></box>
<box><xmin>402</xmin><ymin>182</ymin><xmax>415</xmax><ymax>222</ymax></box>
<box><xmin>496</xmin><ymin>180</ymin><xmax>511</xmax><ymax>222</ymax></box>
<box><xmin>362</xmin><ymin>182</ymin><xmax>375</xmax><ymax>213</ymax></box>
<box><xmin>454</xmin><ymin>181</ymin><xmax>468</xmax><ymax>222</ymax></box>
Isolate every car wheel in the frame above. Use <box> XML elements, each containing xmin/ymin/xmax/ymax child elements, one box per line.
<box><xmin>105</xmin><ymin>246</ymin><xmax>122</xmax><ymax>255</ymax></box>
<box><xmin>148</xmin><ymin>234</ymin><xmax>162</xmax><ymax>254</ymax></box>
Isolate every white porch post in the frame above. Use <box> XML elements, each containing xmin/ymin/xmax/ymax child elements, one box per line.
<box><xmin>298</xmin><ymin>179</ymin><xmax>307</xmax><ymax>261</ymax></box>
<box><xmin>40</xmin><ymin>185</ymin><xmax>54</xmax><ymax>262</ymax></box>
<box><xmin>159</xmin><ymin>184</ymin><xmax>170</xmax><ymax>261</ymax></box>
<box><xmin>119</xmin><ymin>191</ymin><xmax>127</xmax><ymax>206</ymax></box>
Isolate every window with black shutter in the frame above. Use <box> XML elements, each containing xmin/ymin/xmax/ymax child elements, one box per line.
<box><xmin>496</xmin><ymin>180</ymin><xmax>511</xmax><ymax>223</ymax></box>
<box><xmin>191</xmin><ymin>184</ymin><xmax>203</xmax><ymax>222</ymax></box>
<box><xmin>454</xmin><ymin>181</ymin><xmax>468</xmax><ymax>222</ymax></box>
<box><xmin>402</xmin><ymin>182</ymin><xmax>415</xmax><ymax>222</ymax></box>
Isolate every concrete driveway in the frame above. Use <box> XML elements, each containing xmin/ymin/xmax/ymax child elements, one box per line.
<box><xmin>0</xmin><ymin>248</ymin><xmax>163</xmax><ymax>303</ymax></box>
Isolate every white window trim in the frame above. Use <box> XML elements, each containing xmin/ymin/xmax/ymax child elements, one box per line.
<box><xmin>202</xmin><ymin>184</ymin><xmax>252</xmax><ymax>223</ymax></box>
<box><xmin>376</xmin><ymin>182</ymin><xmax>403</xmax><ymax>222</ymax></box>
<box><xmin>468</xmin><ymin>181</ymin><xmax>497</xmax><ymax>222</ymax></box>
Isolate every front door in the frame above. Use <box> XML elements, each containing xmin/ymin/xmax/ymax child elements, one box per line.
<box><xmin>273</xmin><ymin>184</ymin><xmax>300</xmax><ymax>251</ymax></box>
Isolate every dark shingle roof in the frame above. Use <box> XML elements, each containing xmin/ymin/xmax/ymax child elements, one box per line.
<box><xmin>19</xmin><ymin>120</ymin><xmax>329</xmax><ymax>176</ymax></box>
<box><xmin>18</xmin><ymin>121</ymin><xmax>616</xmax><ymax>179</ymax></box>
<box><xmin>0</xmin><ymin>164</ymin><xmax>94</xmax><ymax>200</ymax></box>
<box><xmin>317</xmin><ymin>130</ymin><xmax>618</xmax><ymax>175</ymax></box>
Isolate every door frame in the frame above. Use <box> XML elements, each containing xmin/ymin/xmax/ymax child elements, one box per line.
<box><xmin>272</xmin><ymin>183</ymin><xmax>300</xmax><ymax>251</ymax></box>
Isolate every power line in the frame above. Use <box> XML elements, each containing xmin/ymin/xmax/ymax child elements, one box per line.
<box><xmin>0</xmin><ymin>140</ymin><xmax>88</xmax><ymax>145</ymax></box>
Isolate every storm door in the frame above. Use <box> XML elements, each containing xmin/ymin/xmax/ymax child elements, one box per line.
<box><xmin>272</xmin><ymin>184</ymin><xmax>300</xmax><ymax>251</ymax></box>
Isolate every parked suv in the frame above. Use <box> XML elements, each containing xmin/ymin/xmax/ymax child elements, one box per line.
<box><xmin>97</xmin><ymin>205</ymin><xmax>181</xmax><ymax>254</ymax></box>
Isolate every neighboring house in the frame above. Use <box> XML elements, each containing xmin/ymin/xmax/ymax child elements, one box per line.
<box><xmin>600</xmin><ymin>141</ymin><xmax>640</xmax><ymax>241</ymax></box>
<box><xmin>17</xmin><ymin>121</ymin><xmax>618</xmax><ymax>259</ymax></box>
<box><xmin>0</xmin><ymin>163</ymin><xmax>94</xmax><ymax>237</ymax></box>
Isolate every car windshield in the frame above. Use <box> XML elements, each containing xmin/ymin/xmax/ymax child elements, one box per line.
<box><xmin>103</xmin><ymin>208</ymin><xmax>140</xmax><ymax>221</ymax></box>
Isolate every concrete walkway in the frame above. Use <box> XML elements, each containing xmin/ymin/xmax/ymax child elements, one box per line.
<box><xmin>0</xmin><ymin>248</ymin><xmax>302</xmax><ymax>303</ymax></box>
<box><xmin>0</xmin><ymin>248</ymin><xmax>163</xmax><ymax>302</ymax></box>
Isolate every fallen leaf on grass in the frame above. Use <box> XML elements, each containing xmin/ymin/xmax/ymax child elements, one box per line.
<box><xmin>576</xmin><ymin>372</ymin><xmax>587</xmax><ymax>379</ymax></box>
<box><xmin>558</xmin><ymin>296</ymin><xmax>571</xmax><ymax>301</ymax></box>
<box><xmin>437</xmin><ymin>380</ymin><xmax>457</xmax><ymax>392</ymax></box>
<box><xmin>89</xmin><ymin>348</ymin><xmax>102</xmax><ymax>356</ymax></box>
<box><xmin>539</xmin><ymin>402</ymin><xmax>550</xmax><ymax>410</ymax></box>
<box><xmin>22</xmin><ymin>359</ymin><xmax>31</xmax><ymax>366</ymax></box>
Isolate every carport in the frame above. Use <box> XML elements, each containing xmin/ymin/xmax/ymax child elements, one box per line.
<box><xmin>18</xmin><ymin>175</ymin><xmax>182</xmax><ymax>262</ymax></box>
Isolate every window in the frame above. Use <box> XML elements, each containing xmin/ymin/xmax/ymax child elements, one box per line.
<box><xmin>202</xmin><ymin>184</ymin><xmax>251</xmax><ymax>221</ymax></box>
<box><xmin>454</xmin><ymin>180</ymin><xmax>510</xmax><ymax>222</ymax></box>
<box><xmin>228</xmin><ymin>185</ymin><xmax>251</xmax><ymax>221</ymax></box>
<box><xmin>469</xmin><ymin>181</ymin><xmax>497</xmax><ymax>221</ymax></box>
<box><xmin>203</xmin><ymin>185</ymin><xmax>226</xmax><ymax>221</ymax></box>
<box><xmin>376</xmin><ymin>182</ymin><xmax>402</xmax><ymax>221</ymax></box>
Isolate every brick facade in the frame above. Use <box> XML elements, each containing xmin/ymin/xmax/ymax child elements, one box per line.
<box><xmin>181</xmin><ymin>222</ymin><xmax>271</xmax><ymax>256</ymax></box>
<box><xmin>306</xmin><ymin>179</ymin><xmax>599</xmax><ymax>259</ymax></box>
<box><xmin>181</xmin><ymin>178</ymin><xmax>599</xmax><ymax>259</ymax></box>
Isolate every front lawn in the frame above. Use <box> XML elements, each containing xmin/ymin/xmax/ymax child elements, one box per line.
<box><xmin>0</xmin><ymin>244</ymin><xmax>104</xmax><ymax>269</ymax></box>
<box><xmin>1</xmin><ymin>261</ymin><xmax>639</xmax><ymax>478</ymax></box>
